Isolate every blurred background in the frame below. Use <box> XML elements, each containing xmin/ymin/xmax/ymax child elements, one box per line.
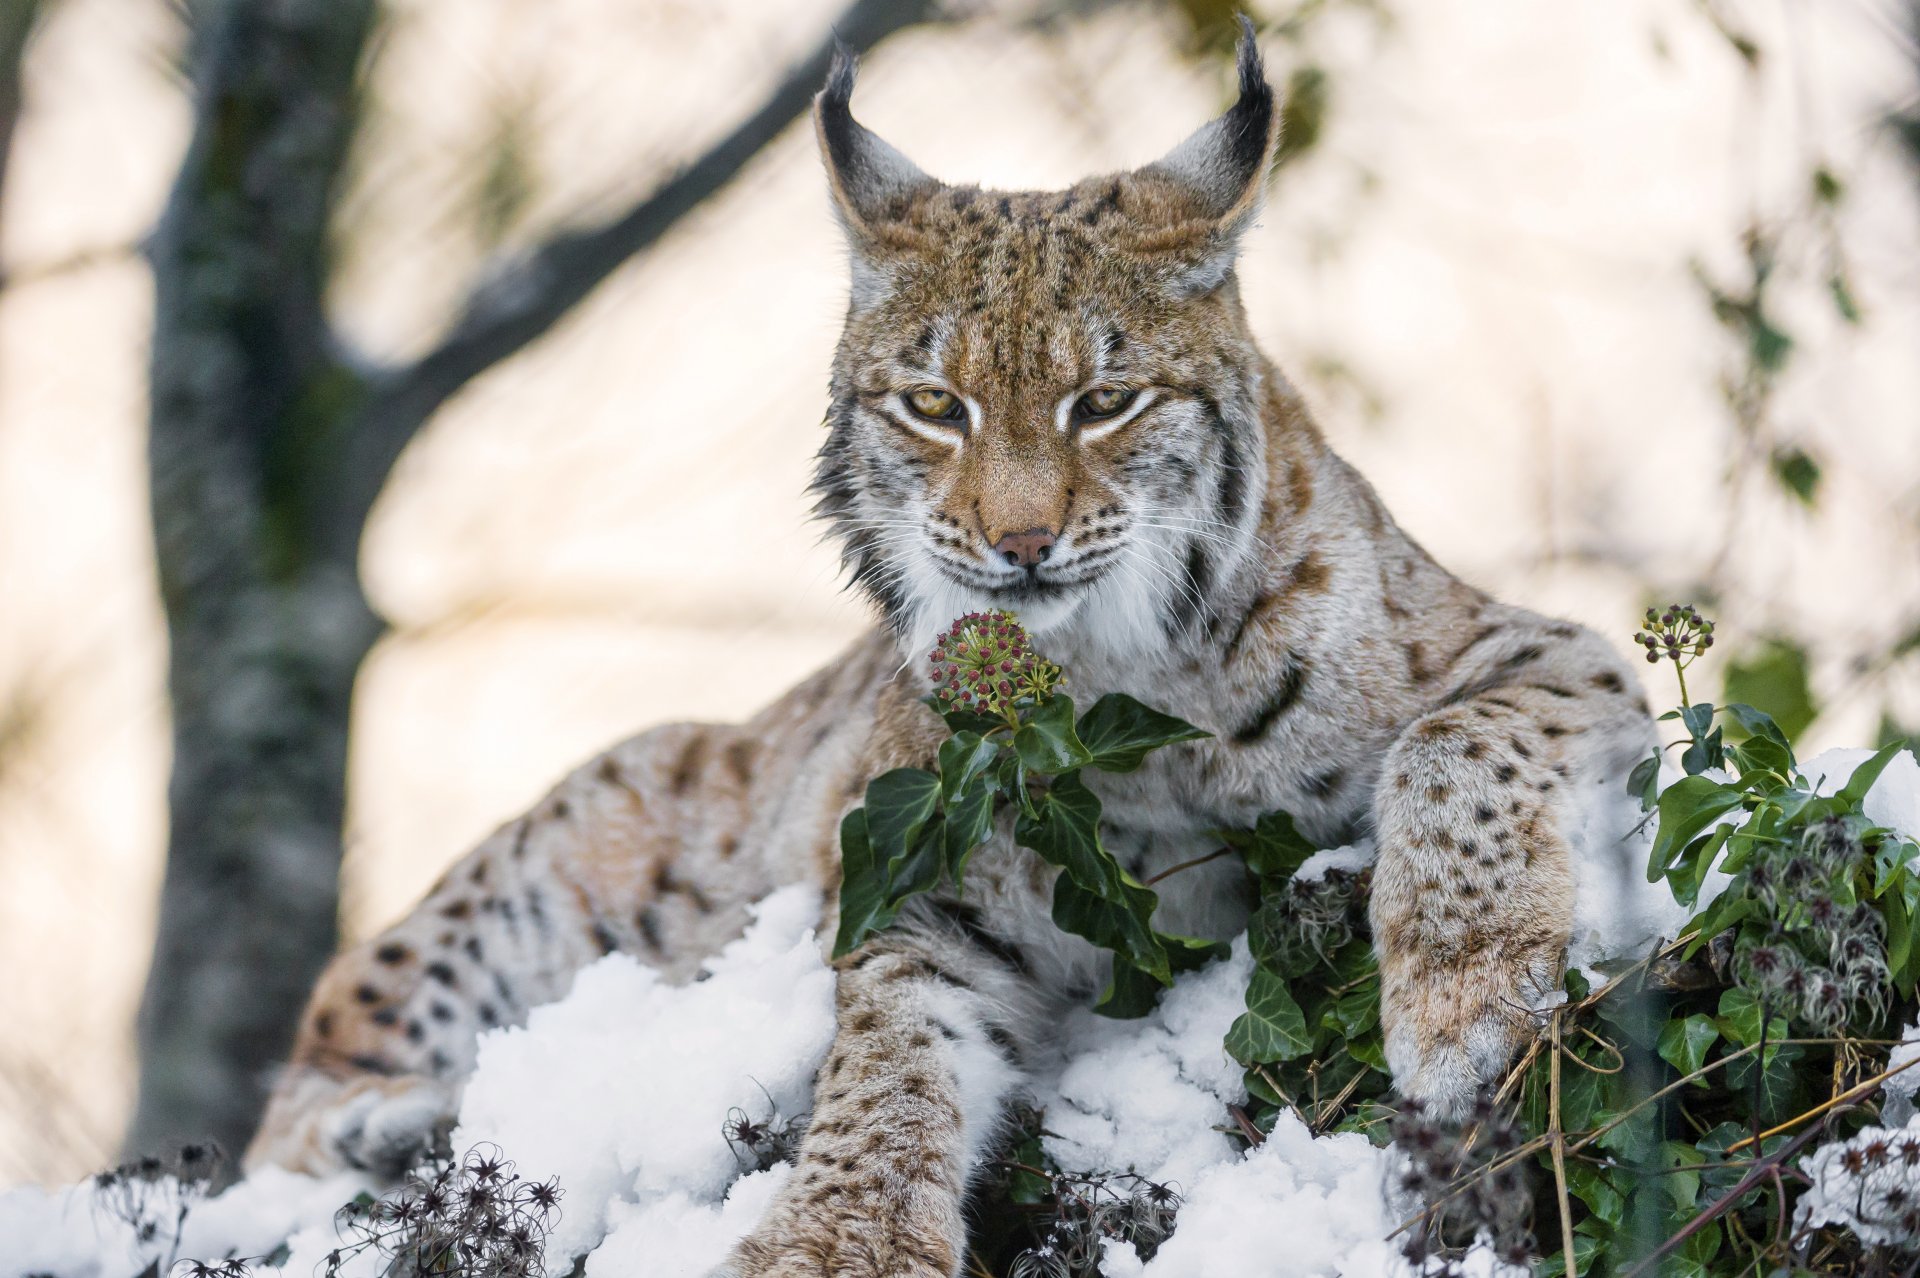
<box><xmin>0</xmin><ymin>0</ymin><xmax>1915</xmax><ymax>1188</ymax></box>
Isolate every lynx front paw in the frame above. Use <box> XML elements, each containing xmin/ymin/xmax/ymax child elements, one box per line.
<box><xmin>246</xmin><ymin>1068</ymin><xmax>456</xmax><ymax>1179</ymax></box>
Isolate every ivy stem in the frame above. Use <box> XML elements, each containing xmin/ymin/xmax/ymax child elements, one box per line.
<box><xmin>1142</xmin><ymin>847</ymin><xmax>1234</xmax><ymax>885</ymax></box>
<box><xmin>1674</xmin><ymin>657</ymin><xmax>1693</xmax><ymax>715</ymax></box>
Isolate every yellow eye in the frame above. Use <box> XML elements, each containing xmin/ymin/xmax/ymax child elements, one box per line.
<box><xmin>905</xmin><ymin>388</ymin><xmax>965</xmax><ymax>424</ymax></box>
<box><xmin>1074</xmin><ymin>388</ymin><xmax>1136</xmax><ymax>421</ymax></box>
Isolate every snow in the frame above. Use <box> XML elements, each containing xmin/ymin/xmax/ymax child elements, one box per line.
<box><xmin>447</xmin><ymin>884</ymin><xmax>837</xmax><ymax>1270</ymax></box>
<box><xmin>1563</xmin><ymin>756</ymin><xmax>1695</xmax><ymax>983</ymax></box>
<box><xmin>1294</xmin><ymin>841</ymin><xmax>1376</xmax><ymax>884</ymax></box>
<box><xmin>7</xmin><ymin>744</ymin><xmax>1913</xmax><ymax>1276</ymax></box>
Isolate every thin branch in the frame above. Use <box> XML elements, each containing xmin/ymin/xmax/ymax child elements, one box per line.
<box><xmin>1548</xmin><ymin>1012</ymin><xmax>1578</xmax><ymax>1278</ymax></box>
<box><xmin>0</xmin><ymin>239</ymin><xmax>138</xmax><ymax>292</ymax></box>
<box><xmin>330</xmin><ymin>0</ymin><xmax>941</xmax><ymax>550</ymax></box>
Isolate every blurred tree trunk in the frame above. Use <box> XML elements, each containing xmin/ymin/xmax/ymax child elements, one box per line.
<box><xmin>127</xmin><ymin>0</ymin><xmax>938</xmax><ymax>1161</ymax></box>
<box><xmin>129</xmin><ymin>0</ymin><xmax>379</xmax><ymax>1162</ymax></box>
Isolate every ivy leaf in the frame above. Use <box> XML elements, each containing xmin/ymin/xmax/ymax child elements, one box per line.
<box><xmin>1627</xmin><ymin>751</ymin><xmax>1662</xmax><ymax>812</ymax></box>
<box><xmin>1721</xmin><ymin>701</ymin><xmax>1791</xmax><ymax>749</ymax></box>
<box><xmin>1648</xmin><ymin>776</ymin><xmax>1745</xmax><ymax>881</ymax></box>
<box><xmin>833</xmin><ymin>810</ymin><xmax>897</xmax><ymax>957</ymax></box>
<box><xmin>942</xmin><ymin>782</ymin><xmax>995</xmax><ymax>889</ymax></box>
<box><xmin>1051</xmin><ymin>874</ymin><xmax>1168</xmax><ymax>990</ymax></box>
<box><xmin>887</xmin><ymin>819</ymin><xmax>947</xmax><ymax>904</ymax></box>
<box><xmin>1015</xmin><ymin>772</ymin><xmax>1125</xmax><ymax>901</ymax></box>
<box><xmin>1165</xmin><ymin>931</ymin><xmax>1231</xmax><ymax>972</ymax></box>
<box><xmin>1678</xmin><ymin>701</ymin><xmax>1717</xmax><ymax>740</ymax></box>
<box><xmin>1225</xmin><ymin>965</ymin><xmax>1314</xmax><ymax>1064</ymax></box>
<box><xmin>1680</xmin><ymin>725</ymin><xmax>1725</xmax><ymax>776</ymax></box>
<box><xmin>1222</xmin><ymin>809</ymin><xmax>1318</xmax><ymax>880</ymax></box>
<box><xmin>1661</xmin><ymin>1141</ymin><xmax>1706</xmax><ymax>1214</ymax></box>
<box><xmin>1097</xmin><ymin>958</ymin><xmax>1165</xmax><ymax>1018</ymax></box>
<box><xmin>1012</xmin><ymin>695</ymin><xmax>1090</xmax><ymax>774</ymax></box>
<box><xmin>1657</xmin><ymin>1014</ymin><xmax>1719</xmax><ymax>1079</ymax></box>
<box><xmin>1714</xmin><ymin>986</ymin><xmax>1767</xmax><ymax>1047</ymax></box>
<box><xmin>1839</xmin><ymin>740</ymin><xmax>1906</xmax><ymax>807</ymax></box>
<box><xmin>1533</xmin><ymin>1234</ymin><xmax>1605</xmax><ymax>1278</ymax></box>
<box><xmin>1096</xmin><ymin>936</ymin><xmax>1225</xmax><ymax>1019</ymax></box>
<box><xmin>863</xmin><ymin>767</ymin><xmax>942</xmax><ymax>870</ymax></box>
<box><xmin>937</xmin><ymin>732</ymin><xmax>1001</xmax><ymax>802</ymax></box>
<box><xmin>1330</xmin><ymin>983</ymin><xmax>1380</xmax><ymax>1037</ymax></box>
<box><xmin>1074</xmin><ymin>693</ymin><xmax>1210</xmax><ymax>773</ymax></box>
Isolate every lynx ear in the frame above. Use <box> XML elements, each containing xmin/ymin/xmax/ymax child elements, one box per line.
<box><xmin>1136</xmin><ymin>17</ymin><xmax>1279</xmax><ymax>292</ymax></box>
<box><xmin>814</xmin><ymin>41</ymin><xmax>938</xmax><ymax>288</ymax></box>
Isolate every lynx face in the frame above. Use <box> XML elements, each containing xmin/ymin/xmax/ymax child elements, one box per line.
<box><xmin>810</xmin><ymin>44</ymin><xmax>1283</xmax><ymax>655</ymax></box>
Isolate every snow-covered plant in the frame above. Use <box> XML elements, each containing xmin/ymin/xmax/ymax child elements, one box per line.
<box><xmin>322</xmin><ymin>1144</ymin><xmax>559</xmax><ymax>1278</ymax></box>
<box><xmin>89</xmin><ymin>1143</ymin><xmax>222</xmax><ymax>1273</ymax></box>
<box><xmin>722</xmin><ymin>1089</ymin><xmax>809</xmax><ymax>1173</ymax></box>
<box><xmin>1796</xmin><ymin>1116</ymin><xmax>1920</xmax><ymax>1253</ymax></box>
<box><xmin>1393</xmin><ymin>1098</ymin><xmax>1535</xmax><ymax>1274</ymax></box>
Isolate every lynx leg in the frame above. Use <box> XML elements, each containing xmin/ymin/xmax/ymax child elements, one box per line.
<box><xmin>246</xmin><ymin>723</ymin><xmax>767</xmax><ymax>1177</ymax></box>
<box><xmin>723</xmin><ymin>932</ymin><xmax>1023</xmax><ymax>1278</ymax></box>
<box><xmin>1369</xmin><ymin>695</ymin><xmax>1579</xmax><ymax>1117</ymax></box>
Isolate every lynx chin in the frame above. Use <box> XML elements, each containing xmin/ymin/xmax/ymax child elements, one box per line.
<box><xmin>248</xmin><ymin>23</ymin><xmax>1655</xmax><ymax>1277</ymax></box>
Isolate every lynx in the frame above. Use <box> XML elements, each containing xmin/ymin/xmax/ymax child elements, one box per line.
<box><xmin>248</xmin><ymin>27</ymin><xmax>1655</xmax><ymax>1276</ymax></box>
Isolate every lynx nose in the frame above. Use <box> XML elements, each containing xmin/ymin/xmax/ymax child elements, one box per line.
<box><xmin>993</xmin><ymin>527</ymin><xmax>1057</xmax><ymax>569</ymax></box>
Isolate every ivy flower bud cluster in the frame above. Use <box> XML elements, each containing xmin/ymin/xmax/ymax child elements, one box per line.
<box><xmin>1634</xmin><ymin>603</ymin><xmax>1716</xmax><ymax>666</ymax></box>
<box><xmin>928</xmin><ymin>611</ymin><xmax>1064</xmax><ymax>725</ymax></box>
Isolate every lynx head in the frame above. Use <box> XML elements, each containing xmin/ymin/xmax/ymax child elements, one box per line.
<box><xmin>811</xmin><ymin>22</ymin><xmax>1283</xmax><ymax>659</ymax></box>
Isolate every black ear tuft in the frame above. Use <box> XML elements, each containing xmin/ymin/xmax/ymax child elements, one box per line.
<box><xmin>818</xmin><ymin>39</ymin><xmax>860</xmax><ymax>178</ymax></box>
<box><xmin>1131</xmin><ymin>16</ymin><xmax>1281</xmax><ymax>293</ymax></box>
<box><xmin>1221</xmin><ymin>15</ymin><xmax>1276</xmax><ymax>197</ymax></box>
<box><xmin>813</xmin><ymin>39</ymin><xmax>935</xmax><ymax>244</ymax></box>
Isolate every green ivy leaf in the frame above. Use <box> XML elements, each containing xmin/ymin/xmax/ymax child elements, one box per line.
<box><xmin>1657</xmin><ymin>1014</ymin><xmax>1719</xmax><ymax>1079</ymax></box>
<box><xmin>942</xmin><ymin>784</ymin><xmax>994</xmax><ymax>889</ymax></box>
<box><xmin>1714</xmin><ymin>986</ymin><xmax>1767</xmax><ymax>1047</ymax></box>
<box><xmin>1051</xmin><ymin>874</ymin><xmax>1168</xmax><ymax>991</ymax></box>
<box><xmin>1661</xmin><ymin>1140</ymin><xmax>1706</xmax><ymax>1215</ymax></box>
<box><xmin>937</xmin><ymin>732</ymin><xmax>1001</xmax><ymax>802</ymax></box>
<box><xmin>1533</xmin><ymin>1234</ymin><xmax>1605</xmax><ymax>1278</ymax></box>
<box><xmin>1648</xmin><ymin>776</ymin><xmax>1746</xmax><ymax>881</ymax></box>
<box><xmin>863</xmin><ymin>767</ymin><xmax>942</xmax><ymax>870</ymax></box>
<box><xmin>1074</xmin><ymin>692</ymin><xmax>1210</xmax><ymax>773</ymax></box>
<box><xmin>1223</xmin><ymin>809</ymin><xmax>1318</xmax><ymax>880</ymax></box>
<box><xmin>1627</xmin><ymin>751</ymin><xmax>1662</xmax><ymax>811</ymax></box>
<box><xmin>1839</xmin><ymin>740</ymin><xmax>1906</xmax><ymax>807</ymax></box>
<box><xmin>1225</xmin><ymin>966</ymin><xmax>1313</xmax><ymax>1064</ymax></box>
<box><xmin>1015</xmin><ymin>772</ymin><xmax>1124</xmax><ymax>901</ymax></box>
<box><xmin>1096</xmin><ymin>958</ymin><xmax>1165</xmax><ymax>1019</ymax></box>
<box><xmin>833</xmin><ymin>810</ymin><xmax>897</xmax><ymax>957</ymax></box>
<box><xmin>1012</xmin><ymin>695</ymin><xmax>1090</xmax><ymax>774</ymax></box>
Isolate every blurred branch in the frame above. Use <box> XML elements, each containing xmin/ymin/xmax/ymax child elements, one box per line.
<box><xmin>0</xmin><ymin>238</ymin><xmax>138</xmax><ymax>291</ymax></box>
<box><xmin>331</xmin><ymin>0</ymin><xmax>942</xmax><ymax>557</ymax></box>
<box><xmin>0</xmin><ymin>0</ymin><xmax>47</xmax><ymax>218</ymax></box>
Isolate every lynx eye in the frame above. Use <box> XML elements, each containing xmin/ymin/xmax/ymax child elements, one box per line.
<box><xmin>1073</xmin><ymin>388</ymin><xmax>1136</xmax><ymax>421</ymax></box>
<box><xmin>904</xmin><ymin>388</ymin><xmax>965</xmax><ymax>425</ymax></box>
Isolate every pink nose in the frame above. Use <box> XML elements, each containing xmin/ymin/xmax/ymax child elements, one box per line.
<box><xmin>993</xmin><ymin>528</ymin><xmax>1057</xmax><ymax>569</ymax></box>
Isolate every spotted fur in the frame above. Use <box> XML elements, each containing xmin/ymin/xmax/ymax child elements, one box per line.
<box><xmin>249</xmin><ymin>26</ymin><xmax>1654</xmax><ymax>1276</ymax></box>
